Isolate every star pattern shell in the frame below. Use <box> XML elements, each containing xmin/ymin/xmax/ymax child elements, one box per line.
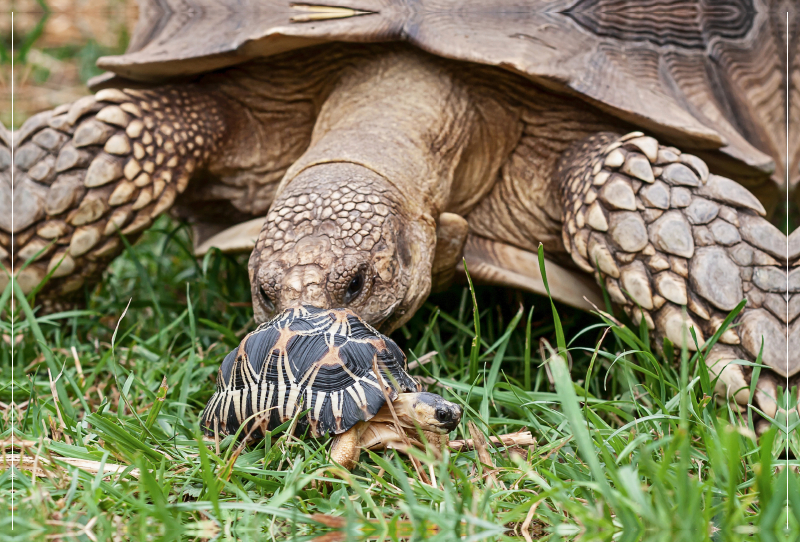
<box><xmin>201</xmin><ymin>305</ymin><xmax>420</xmax><ymax>440</ymax></box>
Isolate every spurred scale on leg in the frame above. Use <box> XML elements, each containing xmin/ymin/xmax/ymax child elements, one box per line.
<box><xmin>557</xmin><ymin>131</ymin><xmax>793</xmax><ymax>415</ymax></box>
<box><xmin>0</xmin><ymin>86</ymin><xmax>226</xmax><ymax>302</ymax></box>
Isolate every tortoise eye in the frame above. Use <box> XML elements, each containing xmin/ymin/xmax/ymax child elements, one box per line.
<box><xmin>344</xmin><ymin>272</ymin><xmax>364</xmax><ymax>303</ymax></box>
<box><xmin>259</xmin><ymin>284</ymin><xmax>275</xmax><ymax>312</ymax></box>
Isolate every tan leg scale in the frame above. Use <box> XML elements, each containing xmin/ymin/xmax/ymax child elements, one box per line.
<box><xmin>0</xmin><ymin>87</ymin><xmax>225</xmax><ymax>303</ymax></box>
<box><xmin>558</xmin><ymin>132</ymin><xmax>796</xmax><ymax>415</ymax></box>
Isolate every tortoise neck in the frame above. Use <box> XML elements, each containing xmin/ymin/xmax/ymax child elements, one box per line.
<box><xmin>279</xmin><ymin>49</ymin><xmax>475</xmax><ymax>218</ymax></box>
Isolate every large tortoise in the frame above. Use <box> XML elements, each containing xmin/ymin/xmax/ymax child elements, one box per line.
<box><xmin>1</xmin><ymin>0</ymin><xmax>796</xmax><ymax>422</ymax></box>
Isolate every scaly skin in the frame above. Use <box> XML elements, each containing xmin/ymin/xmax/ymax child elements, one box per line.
<box><xmin>329</xmin><ymin>393</ymin><xmax>461</xmax><ymax>469</ymax></box>
<box><xmin>330</xmin><ymin>421</ymin><xmax>369</xmax><ymax>471</ymax></box>
<box><xmin>0</xmin><ymin>46</ymin><xmax>342</xmax><ymax>302</ymax></box>
<box><xmin>249</xmin><ymin>49</ymin><xmax>476</xmax><ymax>332</ymax></box>
<box><xmin>557</xmin><ymin>132</ymin><xmax>795</xmax><ymax>419</ymax></box>
<box><xmin>250</xmin><ymin>164</ymin><xmax>416</xmax><ymax>329</ymax></box>
<box><xmin>0</xmin><ymin>87</ymin><xmax>226</xmax><ymax>301</ymax></box>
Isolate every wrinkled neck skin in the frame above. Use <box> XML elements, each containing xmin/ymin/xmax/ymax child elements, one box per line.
<box><xmin>249</xmin><ymin>50</ymin><xmax>477</xmax><ymax>331</ymax></box>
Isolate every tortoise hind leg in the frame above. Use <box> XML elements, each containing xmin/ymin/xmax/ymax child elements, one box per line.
<box><xmin>557</xmin><ymin>132</ymin><xmax>795</xmax><ymax>417</ymax></box>
<box><xmin>0</xmin><ymin>87</ymin><xmax>226</xmax><ymax>303</ymax></box>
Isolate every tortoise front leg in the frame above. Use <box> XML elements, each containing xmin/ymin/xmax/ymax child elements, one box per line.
<box><xmin>359</xmin><ymin>422</ymin><xmax>411</xmax><ymax>451</ymax></box>
<box><xmin>0</xmin><ymin>87</ymin><xmax>226</xmax><ymax>304</ymax></box>
<box><xmin>557</xmin><ymin>132</ymin><xmax>794</xmax><ymax>419</ymax></box>
<box><xmin>330</xmin><ymin>421</ymin><xmax>370</xmax><ymax>470</ymax></box>
<box><xmin>358</xmin><ymin>423</ymin><xmax>446</xmax><ymax>459</ymax></box>
<box><xmin>330</xmin><ymin>421</ymin><xmax>445</xmax><ymax>470</ymax></box>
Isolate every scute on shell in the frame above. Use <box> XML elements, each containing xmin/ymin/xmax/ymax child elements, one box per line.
<box><xmin>201</xmin><ymin>306</ymin><xmax>419</xmax><ymax>441</ymax></box>
<box><xmin>90</xmin><ymin>0</ymin><xmax>779</xmax><ymax>209</ymax></box>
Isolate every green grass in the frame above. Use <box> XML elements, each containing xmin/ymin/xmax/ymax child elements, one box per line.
<box><xmin>1</xmin><ymin>217</ymin><xmax>799</xmax><ymax>541</ymax></box>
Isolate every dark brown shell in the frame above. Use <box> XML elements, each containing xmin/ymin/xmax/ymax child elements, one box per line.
<box><xmin>92</xmin><ymin>0</ymin><xmax>792</xmax><ymax>197</ymax></box>
<box><xmin>201</xmin><ymin>305</ymin><xmax>420</xmax><ymax>440</ymax></box>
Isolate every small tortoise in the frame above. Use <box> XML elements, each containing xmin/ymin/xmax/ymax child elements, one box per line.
<box><xmin>200</xmin><ymin>306</ymin><xmax>462</xmax><ymax>469</ymax></box>
<box><xmin>1</xmin><ymin>1</ymin><xmax>797</xmax><ymax>422</ymax></box>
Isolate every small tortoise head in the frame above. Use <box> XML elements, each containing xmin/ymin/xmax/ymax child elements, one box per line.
<box><xmin>409</xmin><ymin>392</ymin><xmax>463</xmax><ymax>433</ymax></box>
<box><xmin>372</xmin><ymin>391</ymin><xmax>462</xmax><ymax>433</ymax></box>
<box><xmin>249</xmin><ymin>163</ymin><xmax>436</xmax><ymax>331</ymax></box>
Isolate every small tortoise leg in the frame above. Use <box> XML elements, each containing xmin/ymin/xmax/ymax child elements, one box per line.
<box><xmin>359</xmin><ymin>422</ymin><xmax>410</xmax><ymax>451</ymax></box>
<box><xmin>360</xmin><ymin>423</ymin><xmax>448</xmax><ymax>460</ymax></box>
<box><xmin>557</xmin><ymin>132</ymin><xmax>794</xmax><ymax>415</ymax></box>
<box><xmin>0</xmin><ymin>87</ymin><xmax>226</xmax><ymax>305</ymax></box>
<box><xmin>330</xmin><ymin>422</ymin><xmax>444</xmax><ymax>469</ymax></box>
<box><xmin>330</xmin><ymin>421</ymin><xmax>370</xmax><ymax>470</ymax></box>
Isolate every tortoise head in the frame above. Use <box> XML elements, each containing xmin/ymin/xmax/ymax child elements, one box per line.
<box><xmin>249</xmin><ymin>163</ymin><xmax>437</xmax><ymax>331</ymax></box>
<box><xmin>406</xmin><ymin>392</ymin><xmax>463</xmax><ymax>433</ymax></box>
<box><xmin>371</xmin><ymin>391</ymin><xmax>463</xmax><ymax>434</ymax></box>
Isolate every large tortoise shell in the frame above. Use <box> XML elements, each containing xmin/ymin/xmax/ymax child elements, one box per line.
<box><xmin>93</xmin><ymin>0</ymin><xmax>789</xmax><ymax>198</ymax></box>
<box><xmin>201</xmin><ymin>306</ymin><xmax>420</xmax><ymax>439</ymax></box>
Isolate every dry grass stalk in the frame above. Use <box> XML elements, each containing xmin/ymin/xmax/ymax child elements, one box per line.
<box><xmin>47</xmin><ymin>368</ymin><xmax>72</xmax><ymax>445</ymax></box>
<box><xmin>449</xmin><ymin>430</ymin><xmax>535</xmax><ymax>452</ymax></box>
<box><xmin>519</xmin><ymin>499</ymin><xmax>543</xmax><ymax>542</ymax></box>
<box><xmin>372</xmin><ymin>356</ymin><xmax>431</xmax><ymax>485</ymax></box>
<box><xmin>1</xmin><ymin>438</ymin><xmax>42</xmax><ymax>449</ymax></box>
<box><xmin>71</xmin><ymin>346</ymin><xmax>85</xmax><ymax>385</ymax></box>
<box><xmin>4</xmin><ymin>454</ymin><xmax>139</xmax><ymax>479</ymax></box>
<box><xmin>407</xmin><ymin>351</ymin><xmax>437</xmax><ymax>370</ymax></box>
<box><xmin>466</xmin><ymin>421</ymin><xmax>500</xmax><ymax>488</ymax></box>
